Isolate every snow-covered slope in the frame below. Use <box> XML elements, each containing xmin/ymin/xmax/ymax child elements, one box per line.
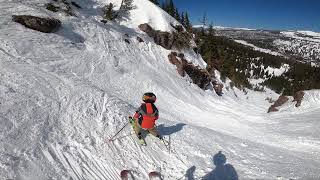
<box><xmin>1</xmin><ymin>0</ymin><xmax>320</xmax><ymax>179</ymax></box>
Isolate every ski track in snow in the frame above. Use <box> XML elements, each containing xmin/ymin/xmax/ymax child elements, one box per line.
<box><xmin>1</xmin><ymin>0</ymin><xmax>320</xmax><ymax>179</ymax></box>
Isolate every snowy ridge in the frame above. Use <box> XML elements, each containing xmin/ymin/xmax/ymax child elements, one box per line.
<box><xmin>1</xmin><ymin>0</ymin><xmax>320</xmax><ymax>179</ymax></box>
<box><xmin>193</xmin><ymin>25</ymin><xmax>256</xmax><ymax>31</ymax></box>
<box><xmin>120</xmin><ymin>0</ymin><xmax>178</xmax><ymax>31</ymax></box>
<box><xmin>234</xmin><ymin>39</ymin><xmax>283</xmax><ymax>57</ymax></box>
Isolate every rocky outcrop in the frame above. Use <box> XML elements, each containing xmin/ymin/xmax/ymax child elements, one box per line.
<box><xmin>267</xmin><ymin>95</ymin><xmax>289</xmax><ymax>113</ymax></box>
<box><xmin>138</xmin><ymin>23</ymin><xmax>190</xmax><ymax>50</ymax></box>
<box><xmin>45</xmin><ymin>0</ymin><xmax>76</xmax><ymax>16</ymax></box>
<box><xmin>138</xmin><ymin>23</ymin><xmax>156</xmax><ymax>37</ymax></box>
<box><xmin>168</xmin><ymin>52</ymin><xmax>223</xmax><ymax>94</ymax></box>
<box><xmin>183</xmin><ymin>62</ymin><xmax>212</xmax><ymax>89</ymax></box>
<box><xmin>138</xmin><ymin>23</ymin><xmax>173</xmax><ymax>49</ymax></box>
<box><xmin>293</xmin><ymin>91</ymin><xmax>305</xmax><ymax>107</ymax></box>
<box><xmin>12</xmin><ymin>15</ymin><xmax>61</xmax><ymax>33</ymax></box>
<box><xmin>168</xmin><ymin>52</ymin><xmax>185</xmax><ymax>76</ymax></box>
<box><xmin>153</xmin><ymin>31</ymin><xmax>175</xmax><ymax>49</ymax></box>
<box><xmin>124</xmin><ymin>39</ymin><xmax>130</xmax><ymax>44</ymax></box>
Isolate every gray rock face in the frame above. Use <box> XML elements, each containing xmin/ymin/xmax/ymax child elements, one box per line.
<box><xmin>12</xmin><ymin>15</ymin><xmax>61</xmax><ymax>33</ymax></box>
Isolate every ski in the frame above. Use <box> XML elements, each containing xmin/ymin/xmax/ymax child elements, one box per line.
<box><xmin>149</xmin><ymin>171</ymin><xmax>162</xmax><ymax>180</ymax></box>
<box><xmin>129</xmin><ymin>116</ymin><xmax>147</xmax><ymax>146</ymax></box>
<box><xmin>120</xmin><ymin>170</ymin><xmax>134</xmax><ymax>180</ymax></box>
<box><xmin>120</xmin><ymin>170</ymin><xmax>162</xmax><ymax>180</ymax></box>
<box><xmin>138</xmin><ymin>138</ymin><xmax>147</xmax><ymax>146</ymax></box>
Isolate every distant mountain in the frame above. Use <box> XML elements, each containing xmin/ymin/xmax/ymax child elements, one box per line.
<box><xmin>194</xmin><ymin>25</ymin><xmax>320</xmax><ymax>66</ymax></box>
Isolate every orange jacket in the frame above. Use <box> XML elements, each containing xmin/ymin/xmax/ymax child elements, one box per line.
<box><xmin>134</xmin><ymin>103</ymin><xmax>159</xmax><ymax>129</ymax></box>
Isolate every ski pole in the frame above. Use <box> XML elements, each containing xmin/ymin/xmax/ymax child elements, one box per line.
<box><xmin>108</xmin><ymin>122</ymin><xmax>129</xmax><ymax>142</ymax></box>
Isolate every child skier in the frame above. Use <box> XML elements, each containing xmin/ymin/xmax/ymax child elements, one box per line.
<box><xmin>131</xmin><ymin>92</ymin><xmax>163</xmax><ymax>145</ymax></box>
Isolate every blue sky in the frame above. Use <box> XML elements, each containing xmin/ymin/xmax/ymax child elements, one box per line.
<box><xmin>170</xmin><ymin>0</ymin><xmax>320</xmax><ymax>32</ymax></box>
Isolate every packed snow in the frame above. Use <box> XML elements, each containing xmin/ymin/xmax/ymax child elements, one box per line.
<box><xmin>1</xmin><ymin>0</ymin><xmax>320</xmax><ymax>180</ymax></box>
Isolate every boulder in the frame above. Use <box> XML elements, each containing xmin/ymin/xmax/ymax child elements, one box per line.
<box><xmin>101</xmin><ymin>19</ymin><xmax>108</xmax><ymax>24</ymax></box>
<box><xmin>124</xmin><ymin>39</ymin><xmax>130</xmax><ymax>44</ymax></box>
<box><xmin>293</xmin><ymin>91</ymin><xmax>304</xmax><ymax>107</ymax></box>
<box><xmin>12</xmin><ymin>15</ymin><xmax>61</xmax><ymax>33</ymax></box>
<box><xmin>136</xmin><ymin>36</ymin><xmax>144</xmax><ymax>43</ymax></box>
<box><xmin>138</xmin><ymin>23</ymin><xmax>155</xmax><ymax>37</ymax></box>
<box><xmin>274</xmin><ymin>96</ymin><xmax>289</xmax><ymax>107</ymax></box>
<box><xmin>267</xmin><ymin>95</ymin><xmax>289</xmax><ymax>113</ymax></box>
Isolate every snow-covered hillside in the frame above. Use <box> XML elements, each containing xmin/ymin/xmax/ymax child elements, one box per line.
<box><xmin>274</xmin><ymin>31</ymin><xmax>320</xmax><ymax>64</ymax></box>
<box><xmin>1</xmin><ymin>0</ymin><xmax>320</xmax><ymax>179</ymax></box>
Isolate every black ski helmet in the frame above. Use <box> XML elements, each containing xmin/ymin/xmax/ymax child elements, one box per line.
<box><xmin>142</xmin><ymin>92</ymin><xmax>157</xmax><ymax>103</ymax></box>
<box><xmin>213</xmin><ymin>151</ymin><xmax>226</xmax><ymax>166</ymax></box>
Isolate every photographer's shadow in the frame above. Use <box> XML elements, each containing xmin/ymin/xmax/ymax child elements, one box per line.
<box><xmin>202</xmin><ymin>151</ymin><xmax>238</xmax><ymax>180</ymax></box>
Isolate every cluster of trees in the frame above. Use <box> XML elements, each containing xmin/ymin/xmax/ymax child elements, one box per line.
<box><xmin>149</xmin><ymin>0</ymin><xmax>192</xmax><ymax>32</ymax></box>
<box><xmin>102</xmin><ymin>0</ymin><xmax>135</xmax><ymax>21</ymax></box>
<box><xmin>194</xmin><ymin>28</ymin><xmax>320</xmax><ymax>95</ymax></box>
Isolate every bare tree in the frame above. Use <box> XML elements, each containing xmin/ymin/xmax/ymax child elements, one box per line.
<box><xmin>199</xmin><ymin>12</ymin><xmax>208</xmax><ymax>35</ymax></box>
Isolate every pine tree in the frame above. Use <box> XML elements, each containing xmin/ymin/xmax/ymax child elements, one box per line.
<box><xmin>149</xmin><ymin>0</ymin><xmax>159</xmax><ymax>6</ymax></box>
<box><xmin>167</xmin><ymin>0</ymin><xmax>175</xmax><ymax>17</ymax></box>
<box><xmin>208</xmin><ymin>22</ymin><xmax>215</xmax><ymax>35</ymax></box>
<box><xmin>162</xmin><ymin>0</ymin><xmax>168</xmax><ymax>13</ymax></box>
<box><xmin>199</xmin><ymin>13</ymin><xmax>208</xmax><ymax>35</ymax></box>
<box><xmin>185</xmin><ymin>12</ymin><xmax>192</xmax><ymax>32</ymax></box>
<box><xmin>174</xmin><ymin>7</ymin><xmax>180</xmax><ymax>22</ymax></box>
<box><xmin>103</xmin><ymin>3</ymin><xmax>116</xmax><ymax>20</ymax></box>
<box><xmin>180</xmin><ymin>12</ymin><xmax>185</xmax><ymax>27</ymax></box>
<box><xmin>117</xmin><ymin>0</ymin><xmax>136</xmax><ymax>19</ymax></box>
